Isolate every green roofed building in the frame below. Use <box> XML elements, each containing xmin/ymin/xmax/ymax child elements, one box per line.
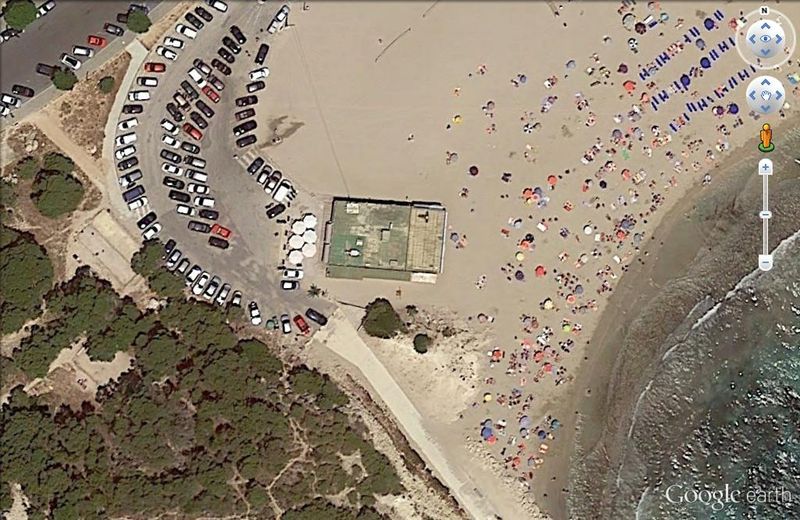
<box><xmin>323</xmin><ymin>198</ymin><xmax>446</xmax><ymax>283</ymax></box>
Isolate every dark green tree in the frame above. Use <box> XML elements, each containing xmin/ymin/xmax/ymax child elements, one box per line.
<box><xmin>30</xmin><ymin>171</ymin><xmax>84</xmax><ymax>218</ymax></box>
<box><xmin>0</xmin><ymin>226</ymin><xmax>53</xmax><ymax>334</ymax></box>
<box><xmin>98</xmin><ymin>76</ymin><xmax>115</xmax><ymax>94</ymax></box>
<box><xmin>52</xmin><ymin>68</ymin><xmax>78</xmax><ymax>91</ymax></box>
<box><xmin>3</xmin><ymin>0</ymin><xmax>36</xmax><ymax>31</ymax></box>
<box><xmin>126</xmin><ymin>10</ymin><xmax>151</xmax><ymax>33</ymax></box>
<box><xmin>361</xmin><ymin>298</ymin><xmax>405</xmax><ymax>338</ymax></box>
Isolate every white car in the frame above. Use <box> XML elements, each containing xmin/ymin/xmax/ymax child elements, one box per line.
<box><xmin>185</xmin><ymin>265</ymin><xmax>202</xmax><ymax>286</ymax></box>
<box><xmin>142</xmin><ymin>222</ymin><xmax>162</xmax><ymax>240</ymax></box>
<box><xmin>176</xmin><ymin>204</ymin><xmax>196</xmax><ymax>216</ymax></box>
<box><xmin>137</xmin><ymin>76</ymin><xmax>158</xmax><ymax>87</ymax></box>
<box><xmin>163</xmin><ymin>37</ymin><xmax>184</xmax><ymax>49</ymax></box>
<box><xmin>207</xmin><ymin>0</ymin><xmax>228</xmax><ymax>13</ymax></box>
<box><xmin>187</xmin><ymin>67</ymin><xmax>207</xmax><ymax>88</ymax></box>
<box><xmin>161</xmin><ymin>134</ymin><xmax>181</xmax><ymax>148</ymax></box>
<box><xmin>249</xmin><ymin>67</ymin><xmax>269</xmax><ymax>81</ymax></box>
<box><xmin>215</xmin><ymin>283</ymin><xmax>231</xmax><ymax>305</ymax></box>
<box><xmin>256</xmin><ymin>171</ymin><xmax>269</xmax><ymax>184</ymax></box>
<box><xmin>118</xmin><ymin>117</ymin><xmax>139</xmax><ymax>130</ymax></box>
<box><xmin>283</xmin><ymin>268</ymin><xmax>304</xmax><ymax>280</ymax></box>
<box><xmin>187</xmin><ymin>183</ymin><xmax>209</xmax><ymax>194</ymax></box>
<box><xmin>268</xmin><ymin>4</ymin><xmax>290</xmax><ymax>33</ymax></box>
<box><xmin>176</xmin><ymin>24</ymin><xmax>198</xmax><ymax>39</ymax></box>
<box><xmin>128</xmin><ymin>196</ymin><xmax>148</xmax><ymax>210</ymax></box>
<box><xmin>162</xmin><ymin>163</ymin><xmax>184</xmax><ymax>176</ymax></box>
<box><xmin>203</xmin><ymin>276</ymin><xmax>221</xmax><ymax>300</ymax></box>
<box><xmin>192</xmin><ymin>272</ymin><xmax>210</xmax><ymax>295</ymax></box>
<box><xmin>128</xmin><ymin>90</ymin><xmax>150</xmax><ymax>101</ymax></box>
<box><xmin>115</xmin><ymin>132</ymin><xmax>137</xmax><ymax>146</ymax></box>
<box><xmin>115</xmin><ymin>145</ymin><xmax>136</xmax><ymax>160</ymax></box>
<box><xmin>161</xmin><ymin>118</ymin><xmax>178</xmax><ymax>135</ymax></box>
<box><xmin>194</xmin><ymin>196</ymin><xmax>215</xmax><ymax>208</ymax></box>
<box><xmin>1</xmin><ymin>105</ymin><xmax>12</xmax><ymax>117</ymax></box>
<box><xmin>37</xmin><ymin>0</ymin><xmax>55</xmax><ymax>18</ymax></box>
<box><xmin>156</xmin><ymin>46</ymin><xmax>178</xmax><ymax>61</ymax></box>
<box><xmin>72</xmin><ymin>45</ymin><xmax>94</xmax><ymax>58</ymax></box>
<box><xmin>248</xmin><ymin>301</ymin><xmax>262</xmax><ymax>325</ymax></box>
<box><xmin>60</xmin><ymin>53</ymin><xmax>81</xmax><ymax>70</ymax></box>
<box><xmin>1</xmin><ymin>93</ymin><xmax>21</xmax><ymax>108</ymax></box>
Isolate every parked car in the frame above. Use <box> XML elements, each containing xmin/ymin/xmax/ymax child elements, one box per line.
<box><xmin>184</xmin><ymin>155</ymin><xmax>206</xmax><ymax>168</ymax></box>
<box><xmin>173</xmin><ymin>92</ymin><xmax>189</xmax><ymax>109</ymax></box>
<box><xmin>280</xmin><ymin>314</ymin><xmax>292</xmax><ymax>334</ymax></box>
<box><xmin>187</xmin><ymin>67</ymin><xmax>207</xmax><ymax>88</ymax></box>
<box><xmin>208</xmin><ymin>236</ymin><xmax>229</xmax><ymax>249</ymax></box>
<box><xmin>163</xmin><ymin>176</ymin><xmax>185</xmax><ymax>189</ymax></box>
<box><xmin>161</xmin><ymin>118</ymin><xmax>178</xmax><ymax>134</ymax></box>
<box><xmin>201</xmin><ymin>85</ymin><xmax>220</xmax><ymax>103</ymax></box>
<box><xmin>183</xmin><ymin>122</ymin><xmax>203</xmax><ymax>140</ymax></box>
<box><xmin>203</xmin><ymin>276</ymin><xmax>221</xmax><ymax>300</ymax></box>
<box><xmin>189</xmin><ymin>112</ymin><xmax>208</xmax><ymax>129</ymax></box>
<box><xmin>185</xmin><ymin>265</ymin><xmax>202</xmax><ymax>286</ymax></box>
<box><xmin>137</xmin><ymin>76</ymin><xmax>158</xmax><ymax>87</ymax></box>
<box><xmin>118</xmin><ymin>117</ymin><xmax>139</xmax><ymax>130</ymax></box>
<box><xmin>117</xmin><ymin>157</ymin><xmax>139</xmax><ymax>171</ymax></box>
<box><xmin>122</xmin><ymin>185</ymin><xmax>145</xmax><ymax>203</ymax></box>
<box><xmin>1</xmin><ymin>28</ymin><xmax>21</xmax><ymax>42</ymax></box>
<box><xmin>249</xmin><ymin>67</ymin><xmax>269</xmax><ymax>81</ymax></box>
<box><xmin>175</xmin><ymin>258</ymin><xmax>191</xmax><ymax>275</ymax></box>
<box><xmin>162</xmin><ymin>162</ymin><xmax>183</xmax><ymax>176</ymax></box>
<box><xmin>144</xmin><ymin>62</ymin><xmax>166</xmax><ymax>73</ymax></box>
<box><xmin>281</xmin><ymin>280</ymin><xmax>298</xmax><ymax>291</ymax></box>
<box><xmin>199</xmin><ymin>209</ymin><xmax>218</xmax><ymax>220</ymax></box>
<box><xmin>160</xmin><ymin>149</ymin><xmax>181</xmax><ymax>163</ymax></box>
<box><xmin>293</xmin><ymin>315</ymin><xmax>310</xmax><ymax>335</ymax></box>
<box><xmin>207</xmin><ymin>0</ymin><xmax>228</xmax><ymax>14</ymax></box>
<box><xmin>236</xmin><ymin>135</ymin><xmax>256</xmax><ymax>148</ymax></box>
<box><xmin>128</xmin><ymin>90</ymin><xmax>150</xmax><ymax>101</ymax></box>
<box><xmin>87</xmin><ymin>35</ymin><xmax>107</xmax><ymax>47</ymax></box>
<box><xmin>215</xmin><ymin>284</ymin><xmax>231</xmax><ymax>305</ymax></box>
<box><xmin>265</xmin><ymin>202</ymin><xmax>286</xmax><ymax>219</ymax></box>
<box><xmin>186</xmin><ymin>169</ymin><xmax>208</xmax><ymax>183</ymax></box>
<box><xmin>119</xmin><ymin>169</ymin><xmax>143</xmax><ymax>189</ymax></box>
<box><xmin>246</xmin><ymin>80</ymin><xmax>265</xmax><ymax>93</ymax></box>
<box><xmin>162</xmin><ymin>134</ymin><xmax>180</xmax><ymax>149</ymax></box>
<box><xmin>166</xmin><ymin>249</ymin><xmax>182</xmax><ymax>270</ymax></box>
<box><xmin>122</xmin><ymin>104</ymin><xmax>143</xmax><ymax>114</ymax></box>
<box><xmin>166</xmin><ymin>102</ymin><xmax>184</xmax><ymax>122</ymax></box>
<box><xmin>35</xmin><ymin>63</ymin><xmax>56</xmax><ymax>78</ymax></box>
<box><xmin>195</xmin><ymin>6</ymin><xmax>213</xmax><ymax>22</ymax></box>
<box><xmin>60</xmin><ymin>54</ymin><xmax>81</xmax><ymax>70</ymax></box>
<box><xmin>187</xmin><ymin>183</ymin><xmax>209</xmax><ymax>194</ymax></box>
<box><xmin>176</xmin><ymin>203</ymin><xmax>195</xmax><ymax>216</ymax></box>
<box><xmin>181</xmin><ymin>142</ymin><xmax>200</xmax><ymax>154</ymax></box>
<box><xmin>185</xmin><ymin>12</ymin><xmax>204</xmax><ymax>30</ymax></box>
<box><xmin>247</xmin><ymin>157</ymin><xmax>265</xmax><ymax>174</ymax></box>
<box><xmin>10</xmin><ymin>84</ymin><xmax>33</xmax><ymax>98</ymax></box>
<box><xmin>265</xmin><ymin>170</ymin><xmax>282</xmax><ymax>191</ymax></box>
<box><xmin>211</xmin><ymin>224</ymin><xmax>231</xmax><ymax>238</ymax></box>
<box><xmin>233</xmin><ymin>120</ymin><xmax>257</xmax><ymax>137</ymax></box>
<box><xmin>255</xmin><ymin>43</ymin><xmax>270</xmax><ymax>65</ymax></box>
<box><xmin>164</xmin><ymin>239</ymin><xmax>177</xmax><ymax>256</ymax></box>
<box><xmin>142</xmin><ymin>223</ymin><xmax>162</xmax><ymax>240</ymax></box>
<box><xmin>104</xmin><ymin>23</ymin><xmax>124</xmax><ymax>36</ymax></box>
<box><xmin>305</xmin><ymin>308</ymin><xmax>328</xmax><ymax>326</ymax></box>
<box><xmin>283</xmin><ymin>268</ymin><xmax>304</xmax><ymax>280</ymax></box>
<box><xmin>230</xmin><ymin>25</ymin><xmax>246</xmax><ymax>44</ymax></box>
<box><xmin>115</xmin><ymin>132</ymin><xmax>137</xmax><ymax>146</ymax></box>
<box><xmin>37</xmin><ymin>0</ymin><xmax>56</xmax><ymax>17</ymax></box>
<box><xmin>116</xmin><ymin>12</ymin><xmax>128</xmax><ymax>23</ymax></box>
<box><xmin>156</xmin><ymin>46</ymin><xmax>178</xmax><ymax>61</ymax></box>
<box><xmin>194</xmin><ymin>196</ymin><xmax>215</xmax><ymax>208</ymax></box>
<box><xmin>188</xmin><ymin>220</ymin><xmax>211</xmax><ymax>233</ymax></box>
<box><xmin>127</xmin><ymin>196</ymin><xmax>148</xmax><ymax>210</ymax></box>
<box><xmin>230</xmin><ymin>291</ymin><xmax>242</xmax><ymax>306</ymax></box>
<box><xmin>248</xmin><ymin>301</ymin><xmax>262</xmax><ymax>325</ymax></box>
<box><xmin>211</xmin><ymin>58</ymin><xmax>231</xmax><ymax>76</ymax></box>
<box><xmin>256</xmin><ymin>170</ymin><xmax>270</xmax><ymax>185</ymax></box>
<box><xmin>235</xmin><ymin>108</ymin><xmax>255</xmax><ymax>122</ymax></box>
<box><xmin>222</xmin><ymin>36</ymin><xmax>240</xmax><ymax>54</ymax></box>
<box><xmin>168</xmin><ymin>190</ymin><xmax>190</xmax><ymax>203</ymax></box>
<box><xmin>196</xmin><ymin>100</ymin><xmax>215</xmax><ymax>118</ymax></box>
<box><xmin>1</xmin><ymin>93</ymin><xmax>21</xmax><ymax>108</ymax></box>
<box><xmin>192</xmin><ymin>272</ymin><xmax>210</xmax><ymax>295</ymax></box>
<box><xmin>176</xmin><ymin>24</ymin><xmax>198</xmax><ymax>39</ymax></box>
<box><xmin>208</xmin><ymin>74</ymin><xmax>224</xmax><ymax>91</ymax></box>
<box><xmin>114</xmin><ymin>145</ymin><xmax>136</xmax><ymax>160</ymax></box>
<box><xmin>181</xmin><ymin>80</ymin><xmax>199</xmax><ymax>100</ymax></box>
<box><xmin>217</xmin><ymin>47</ymin><xmax>235</xmax><ymax>64</ymax></box>
<box><xmin>235</xmin><ymin>95</ymin><xmax>257</xmax><ymax>107</ymax></box>
<box><xmin>72</xmin><ymin>45</ymin><xmax>94</xmax><ymax>58</ymax></box>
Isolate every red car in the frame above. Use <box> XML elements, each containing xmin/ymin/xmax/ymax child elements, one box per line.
<box><xmin>87</xmin><ymin>35</ymin><xmax>107</xmax><ymax>47</ymax></box>
<box><xmin>144</xmin><ymin>62</ymin><xmax>166</xmax><ymax>73</ymax></box>
<box><xmin>182</xmin><ymin>123</ymin><xmax>203</xmax><ymax>141</ymax></box>
<box><xmin>211</xmin><ymin>224</ymin><xmax>231</xmax><ymax>239</ymax></box>
<box><xmin>293</xmin><ymin>315</ymin><xmax>310</xmax><ymax>335</ymax></box>
<box><xmin>201</xmin><ymin>85</ymin><xmax>220</xmax><ymax>103</ymax></box>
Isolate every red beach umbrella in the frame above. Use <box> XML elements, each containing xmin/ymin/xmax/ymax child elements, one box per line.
<box><xmin>535</xmin><ymin>265</ymin><xmax>546</xmax><ymax>277</ymax></box>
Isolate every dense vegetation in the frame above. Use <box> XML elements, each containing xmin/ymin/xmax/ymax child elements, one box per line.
<box><xmin>361</xmin><ymin>298</ymin><xmax>406</xmax><ymax>338</ymax></box>
<box><xmin>29</xmin><ymin>153</ymin><xmax>84</xmax><ymax>218</ymax></box>
<box><xmin>126</xmin><ymin>10</ymin><xmax>151</xmax><ymax>33</ymax></box>
<box><xmin>0</xmin><ymin>225</ymin><xmax>54</xmax><ymax>334</ymax></box>
<box><xmin>2</xmin><ymin>0</ymin><xmax>36</xmax><ymax>30</ymax></box>
<box><xmin>1</xmin><ymin>240</ymin><xmax>403</xmax><ymax>518</ymax></box>
<box><xmin>413</xmin><ymin>333</ymin><xmax>431</xmax><ymax>354</ymax></box>
<box><xmin>98</xmin><ymin>76</ymin><xmax>115</xmax><ymax>94</ymax></box>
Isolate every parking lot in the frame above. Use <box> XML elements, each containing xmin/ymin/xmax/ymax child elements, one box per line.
<box><xmin>109</xmin><ymin>1</ymin><xmax>334</xmax><ymax>333</ymax></box>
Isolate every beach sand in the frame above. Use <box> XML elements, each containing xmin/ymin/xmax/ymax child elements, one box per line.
<box><xmin>261</xmin><ymin>1</ymin><xmax>800</xmax><ymax>517</ymax></box>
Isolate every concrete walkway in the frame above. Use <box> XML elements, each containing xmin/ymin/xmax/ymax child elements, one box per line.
<box><xmin>311</xmin><ymin>311</ymin><xmax>503</xmax><ymax>520</ymax></box>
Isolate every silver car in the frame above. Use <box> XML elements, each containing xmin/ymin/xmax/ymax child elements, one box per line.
<box><xmin>203</xmin><ymin>276</ymin><xmax>221</xmax><ymax>300</ymax></box>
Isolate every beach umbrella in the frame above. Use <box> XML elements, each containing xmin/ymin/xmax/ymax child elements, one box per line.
<box><xmin>635</xmin><ymin>22</ymin><xmax>646</xmax><ymax>34</ymax></box>
<box><xmin>703</xmin><ymin>18</ymin><xmax>715</xmax><ymax>31</ymax></box>
<box><xmin>534</xmin><ymin>351</ymin><xmax>544</xmax><ymax>362</ymax></box>
<box><xmin>519</xmin><ymin>75</ymin><xmax>527</xmax><ymax>84</ymax></box>
<box><xmin>515</xmin><ymin>251</ymin><xmax>525</xmax><ymax>262</ymax></box>
<box><xmin>696</xmin><ymin>38</ymin><xmax>706</xmax><ymax>51</ymax></box>
<box><xmin>611</xmin><ymin>128</ymin><xmax>623</xmax><ymax>140</ymax></box>
<box><xmin>535</xmin><ymin>265</ymin><xmax>546</xmax><ymax>277</ymax></box>
<box><xmin>566</xmin><ymin>59</ymin><xmax>576</xmax><ymax>70</ymax></box>
<box><xmin>483</xmin><ymin>392</ymin><xmax>493</xmax><ymax>403</ymax></box>
<box><xmin>551</xmin><ymin>418</ymin><xmax>561</xmax><ymax>430</ymax></box>
<box><xmin>469</xmin><ymin>165</ymin><xmax>479</xmax><ymax>176</ymax></box>
<box><xmin>623</xmin><ymin>80</ymin><xmax>636</xmax><ymax>93</ymax></box>
<box><xmin>680</xmin><ymin>74</ymin><xmax>691</xmax><ymax>88</ymax></box>
<box><xmin>659</xmin><ymin>12</ymin><xmax>669</xmax><ymax>23</ymax></box>
<box><xmin>481</xmin><ymin>426</ymin><xmax>493</xmax><ymax>440</ymax></box>
<box><xmin>599</xmin><ymin>180</ymin><xmax>608</xmax><ymax>189</ymax></box>
<box><xmin>487</xmin><ymin>435</ymin><xmax>497</xmax><ymax>445</ymax></box>
<box><xmin>583</xmin><ymin>224</ymin><xmax>593</xmax><ymax>235</ymax></box>
<box><xmin>292</xmin><ymin>220</ymin><xmax>307</xmax><ymax>234</ymax></box>
<box><xmin>483</xmin><ymin>418</ymin><xmax>493</xmax><ymax>428</ymax></box>
<box><xmin>525</xmin><ymin>233</ymin><xmax>535</xmax><ymax>243</ymax></box>
<box><xmin>302</xmin><ymin>229</ymin><xmax>318</xmax><ymax>243</ymax></box>
<box><xmin>547</xmin><ymin>175</ymin><xmax>558</xmax><ymax>186</ymax></box>
<box><xmin>617</xmin><ymin>63</ymin><xmax>628</xmax><ymax>74</ymax></box>
<box><xmin>512</xmin><ymin>218</ymin><xmax>522</xmax><ymax>229</ymax></box>
<box><xmin>622</xmin><ymin>13</ymin><xmax>635</xmax><ymax>29</ymax></box>
<box><xmin>575</xmin><ymin>284</ymin><xmax>584</xmax><ymax>295</ymax></box>
<box><xmin>515</xmin><ymin>270</ymin><xmax>525</xmax><ymax>281</ymax></box>
<box><xmin>562</xmin><ymin>323</ymin><xmax>572</xmax><ymax>332</ymax></box>
<box><xmin>520</xmin><ymin>428</ymin><xmax>529</xmax><ymax>438</ymax></box>
<box><xmin>522</xmin><ymin>187</ymin><xmax>534</xmax><ymax>199</ymax></box>
<box><xmin>288</xmin><ymin>249</ymin><xmax>304</xmax><ymax>265</ymax></box>
<box><xmin>289</xmin><ymin>234</ymin><xmax>305</xmax><ymax>249</ymax></box>
<box><xmin>302</xmin><ymin>213</ymin><xmax>318</xmax><ymax>228</ymax></box>
<box><xmin>301</xmin><ymin>243</ymin><xmax>317</xmax><ymax>257</ymax></box>
<box><xmin>566</xmin><ymin>294</ymin><xmax>576</xmax><ymax>304</ymax></box>
<box><xmin>452</xmin><ymin>114</ymin><xmax>463</xmax><ymax>124</ymax></box>
<box><xmin>543</xmin><ymin>362</ymin><xmax>553</xmax><ymax>373</ymax></box>
<box><xmin>486</xmin><ymin>100</ymin><xmax>496</xmax><ymax>110</ymax></box>
<box><xmin>520</xmin><ymin>416</ymin><xmax>533</xmax><ymax>428</ymax></box>
<box><xmin>616</xmin><ymin>230</ymin><xmax>627</xmax><ymax>239</ymax></box>
<box><xmin>450</xmin><ymin>232</ymin><xmax>460</xmax><ymax>242</ymax></box>
<box><xmin>728</xmin><ymin>103</ymin><xmax>739</xmax><ymax>115</ymax></box>
<box><xmin>543</xmin><ymin>298</ymin><xmax>554</xmax><ymax>310</ymax></box>
<box><xmin>537</xmin><ymin>429</ymin><xmax>548</xmax><ymax>440</ymax></box>
<box><xmin>533</xmin><ymin>186</ymin><xmax>544</xmax><ymax>197</ymax></box>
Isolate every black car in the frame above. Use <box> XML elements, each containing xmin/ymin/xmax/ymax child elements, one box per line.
<box><xmin>122</xmin><ymin>104</ymin><xmax>143</xmax><ymax>114</ymax></box>
<box><xmin>163</xmin><ymin>176</ymin><xmax>185</xmax><ymax>189</ymax></box>
<box><xmin>164</xmin><ymin>238</ymin><xmax>176</xmax><ymax>255</ymax></box>
<box><xmin>196</xmin><ymin>99</ymin><xmax>215</xmax><ymax>118</ymax></box>
<box><xmin>235</xmin><ymin>108</ymin><xmax>255</xmax><ymax>121</ymax></box>
<box><xmin>222</xmin><ymin>36</ymin><xmax>241</xmax><ymax>54</ymax></box>
<box><xmin>194</xmin><ymin>5</ymin><xmax>213</xmax><ymax>22</ymax></box>
<box><xmin>208</xmin><ymin>236</ymin><xmax>229</xmax><ymax>249</ymax></box>
<box><xmin>235</xmin><ymin>95</ymin><xmax>257</xmax><ymax>107</ymax></box>
<box><xmin>136</xmin><ymin>211</ymin><xmax>157</xmax><ymax>230</ymax></box>
<box><xmin>236</xmin><ymin>135</ymin><xmax>256</xmax><ymax>148</ymax></box>
<box><xmin>305</xmin><ymin>308</ymin><xmax>328</xmax><ymax>326</ymax></box>
<box><xmin>166</xmin><ymin>102</ymin><xmax>184</xmax><ymax>122</ymax></box>
<box><xmin>11</xmin><ymin>84</ymin><xmax>34</xmax><ymax>97</ymax></box>
<box><xmin>190</xmin><ymin>112</ymin><xmax>208</xmax><ymax>129</ymax></box>
<box><xmin>233</xmin><ymin>120</ymin><xmax>257</xmax><ymax>137</ymax></box>
<box><xmin>229</xmin><ymin>25</ymin><xmax>246</xmax><ymax>44</ymax></box>
<box><xmin>185</xmin><ymin>12</ymin><xmax>204</xmax><ymax>30</ymax></box>
<box><xmin>181</xmin><ymin>142</ymin><xmax>200</xmax><ymax>154</ymax></box>
<box><xmin>105</xmin><ymin>22</ymin><xmax>124</xmax><ymax>36</ymax></box>
<box><xmin>160</xmin><ymin>149</ymin><xmax>182</xmax><ymax>164</ymax></box>
<box><xmin>208</xmin><ymin>74</ymin><xmax>224</xmax><ymax>91</ymax></box>
<box><xmin>116</xmin><ymin>12</ymin><xmax>128</xmax><ymax>24</ymax></box>
<box><xmin>217</xmin><ymin>47</ymin><xmax>235</xmax><ymax>64</ymax></box>
<box><xmin>210</xmin><ymin>58</ymin><xmax>231</xmax><ymax>76</ymax></box>
<box><xmin>0</xmin><ymin>28</ymin><xmax>20</xmax><ymax>42</ymax></box>
<box><xmin>117</xmin><ymin>157</ymin><xmax>139</xmax><ymax>171</ymax></box>
<box><xmin>180</xmin><ymin>81</ymin><xmax>199</xmax><ymax>100</ymax></box>
<box><xmin>255</xmin><ymin>43</ymin><xmax>269</xmax><ymax>65</ymax></box>
<box><xmin>168</xmin><ymin>190</ymin><xmax>190</xmax><ymax>203</ymax></box>
<box><xmin>193</xmin><ymin>58</ymin><xmax>211</xmax><ymax>75</ymax></box>
<box><xmin>35</xmin><ymin>63</ymin><xmax>57</xmax><ymax>78</ymax></box>
<box><xmin>188</xmin><ymin>220</ymin><xmax>211</xmax><ymax>233</ymax></box>
<box><xmin>246</xmin><ymin>81</ymin><xmax>265</xmax><ymax>93</ymax></box>
<box><xmin>247</xmin><ymin>157</ymin><xmax>265</xmax><ymax>174</ymax></box>
<box><xmin>198</xmin><ymin>209</ymin><xmax>218</xmax><ymax>220</ymax></box>
<box><xmin>266</xmin><ymin>203</ymin><xmax>286</xmax><ymax>219</ymax></box>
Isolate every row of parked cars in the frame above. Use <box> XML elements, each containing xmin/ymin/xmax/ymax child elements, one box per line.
<box><xmin>244</xmin><ymin>156</ymin><xmax>296</xmax><ymax>219</ymax></box>
<box><xmin>247</xmin><ymin>300</ymin><xmax>327</xmax><ymax>335</ymax></box>
<box><xmin>163</xmin><ymin>238</ymin><xmax>239</xmax><ymax>304</ymax></box>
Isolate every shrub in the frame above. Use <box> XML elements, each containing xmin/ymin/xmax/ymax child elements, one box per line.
<box><xmin>42</xmin><ymin>152</ymin><xmax>74</xmax><ymax>174</ymax></box>
<box><xmin>361</xmin><ymin>298</ymin><xmax>405</xmax><ymax>338</ymax></box>
<box><xmin>413</xmin><ymin>334</ymin><xmax>431</xmax><ymax>354</ymax></box>
<box><xmin>3</xmin><ymin>0</ymin><xmax>36</xmax><ymax>31</ymax></box>
<box><xmin>30</xmin><ymin>171</ymin><xmax>84</xmax><ymax>218</ymax></box>
<box><xmin>126</xmin><ymin>10</ymin><xmax>151</xmax><ymax>33</ymax></box>
<box><xmin>14</xmin><ymin>156</ymin><xmax>38</xmax><ymax>179</ymax></box>
<box><xmin>52</xmin><ymin>68</ymin><xmax>78</xmax><ymax>91</ymax></box>
<box><xmin>98</xmin><ymin>76</ymin><xmax>115</xmax><ymax>94</ymax></box>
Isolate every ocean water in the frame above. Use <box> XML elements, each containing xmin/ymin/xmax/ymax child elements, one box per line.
<box><xmin>610</xmin><ymin>230</ymin><xmax>800</xmax><ymax>520</ymax></box>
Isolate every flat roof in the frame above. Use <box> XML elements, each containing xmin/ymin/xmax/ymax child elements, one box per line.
<box><xmin>325</xmin><ymin>198</ymin><xmax>446</xmax><ymax>282</ymax></box>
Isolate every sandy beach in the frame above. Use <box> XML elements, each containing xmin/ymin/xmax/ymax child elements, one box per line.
<box><xmin>258</xmin><ymin>1</ymin><xmax>800</xmax><ymax>517</ymax></box>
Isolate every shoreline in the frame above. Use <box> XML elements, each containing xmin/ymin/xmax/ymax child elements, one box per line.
<box><xmin>552</xmin><ymin>115</ymin><xmax>800</xmax><ymax>518</ymax></box>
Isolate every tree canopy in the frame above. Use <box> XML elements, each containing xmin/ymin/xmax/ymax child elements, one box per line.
<box><xmin>52</xmin><ymin>68</ymin><xmax>78</xmax><ymax>91</ymax></box>
<box><xmin>361</xmin><ymin>298</ymin><xmax>405</xmax><ymax>338</ymax></box>
<box><xmin>0</xmin><ymin>225</ymin><xmax>53</xmax><ymax>334</ymax></box>
<box><xmin>30</xmin><ymin>170</ymin><xmax>84</xmax><ymax>218</ymax></box>
<box><xmin>3</xmin><ymin>0</ymin><xmax>36</xmax><ymax>31</ymax></box>
<box><xmin>126</xmin><ymin>10</ymin><xmax>151</xmax><ymax>33</ymax></box>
